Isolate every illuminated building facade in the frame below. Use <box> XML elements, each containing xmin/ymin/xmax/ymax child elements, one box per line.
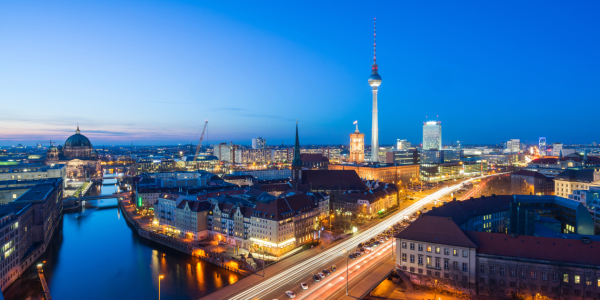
<box><xmin>539</xmin><ymin>137</ymin><xmax>547</xmax><ymax>156</ymax></box>
<box><xmin>422</xmin><ymin>121</ymin><xmax>442</xmax><ymax>150</ymax></box>
<box><xmin>328</xmin><ymin>163</ymin><xmax>419</xmax><ymax>184</ymax></box>
<box><xmin>349</xmin><ymin>122</ymin><xmax>365</xmax><ymax>163</ymax></box>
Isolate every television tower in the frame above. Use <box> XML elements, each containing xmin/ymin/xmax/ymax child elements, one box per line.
<box><xmin>368</xmin><ymin>18</ymin><xmax>382</xmax><ymax>162</ymax></box>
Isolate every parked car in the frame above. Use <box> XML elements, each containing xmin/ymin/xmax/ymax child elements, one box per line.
<box><xmin>313</xmin><ymin>275</ymin><xmax>320</xmax><ymax>282</ymax></box>
<box><xmin>301</xmin><ymin>282</ymin><xmax>308</xmax><ymax>290</ymax></box>
<box><xmin>331</xmin><ymin>265</ymin><xmax>337</xmax><ymax>272</ymax></box>
<box><xmin>318</xmin><ymin>272</ymin><xmax>326</xmax><ymax>279</ymax></box>
<box><xmin>322</xmin><ymin>269</ymin><xmax>331</xmax><ymax>275</ymax></box>
<box><xmin>349</xmin><ymin>254</ymin><xmax>356</xmax><ymax>259</ymax></box>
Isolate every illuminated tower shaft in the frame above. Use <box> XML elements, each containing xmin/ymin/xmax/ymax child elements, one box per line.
<box><xmin>368</xmin><ymin>18</ymin><xmax>382</xmax><ymax>162</ymax></box>
<box><xmin>371</xmin><ymin>86</ymin><xmax>379</xmax><ymax>162</ymax></box>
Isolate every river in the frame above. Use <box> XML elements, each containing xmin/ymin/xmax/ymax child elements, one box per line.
<box><xmin>3</xmin><ymin>175</ymin><xmax>240</xmax><ymax>300</ymax></box>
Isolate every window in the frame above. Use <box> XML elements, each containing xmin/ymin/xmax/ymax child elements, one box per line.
<box><xmin>410</xmin><ymin>267</ymin><xmax>415</xmax><ymax>272</ymax></box>
<box><xmin>444</xmin><ymin>260</ymin><xmax>449</xmax><ymax>269</ymax></box>
<box><xmin>435</xmin><ymin>247</ymin><xmax>440</xmax><ymax>254</ymax></box>
<box><xmin>562</xmin><ymin>288</ymin><xmax>569</xmax><ymax>295</ymax></box>
<box><xmin>480</xmin><ymin>278</ymin><xmax>485</xmax><ymax>283</ymax></box>
<box><xmin>553</xmin><ymin>273</ymin><xmax>558</xmax><ymax>282</ymax></box>
<box><xmin>444</xmin><ymin>248</ymin><xmax>449</xmax><ymax>255</ymax></box>
<box><xmin>463</xmin><ymin>276</ymin><xmax>468</xmax><ymax>282</ymax></box>
<box><xmin>531</xmin><ymin>284</ymin><xmax>536</xmax><ymax>290</ymax></box>
<box><xmin>490</xmin><ymin>265</ymin><xmax>495</xmax><ymax>274</ymax></box>
<box><xmin>444</xmin><ymin>273</ymin><xmax>449</xmax><ymax>279</ymax></box>
<box><xmin>542</xmin><ymin>271</ymin><xmax>547</xmax><ymax>281</ymax></box>
<box><xmin>418</xmin><ymin>244</ymin><xmax>423</xmax><ymax>251</ymax></box>
<box><xmin>435</xmin><ymin>258</ymin><xmax>440</xmax><ymax>268</ymax></box>
<box><xmin>521</xmin><ymin>270</ymin><xmax>526</xmax><ymax>278</ymax></box>
<box><xmin>564</xmin><ymin>274</ymin><xmax>569</xmax><ymax>283</ymax></box>
<box><xmin>499</xmin><ymin>280</ymin><xmax>505</xmax><ymax>286</ymax></box>
<box><xmin>418</xmin><ymin>268</ymin><xmax>423</xmax><ymax>274</ymax></box>
<box><xmin>410</xmin><ymin>243</ymin><xmax>415</xmax><ymax>250</ymax></box>
<box><xmin>453</xmin><ymin>261</ymin><xmax>458</xmax><ymax>270</ymax></box>
<box><xmin>531</xmin><ymin>271</ymin><xmax>537</xmax><ymax>279</ymax></box>
<box><xmin>427</xmin><ymin>246</ymin><xmax>432</xmax><ymax>252</ymax></box>
<box><xmin>574</xmin><ymin>275</ymin><xmax>580</xmax><ymax>284</ymax></box>
<box><xmin>462</xmin><ymin>250</ymin><xmax>468</xmax><ymax>257</ymax></box>
<box><xmin>500</xmin><ymin>267</ymin><xmax>505</xmax><ymax>276</ymax></box>
<box><xmin>418</xmin><ymin>256</ymin><xmax>423</xmax><ymax>265</ymax></box>
<box><xmin>402</xmin><ymin>242</ymin><xmax>407</xmax><ymax>249</ymax></box>
<box><xmin>480</xmin><ymin>265</ymin><xmax>485</xmax><ymax>273</ymax></box>
<box><xmin>427</xmin><ymin>270</ymin><xmax>432</xmax><ymax>276</ymax></box>
<box><xmin>510</xmin><ymin>268</ymin><xmax>516</xmax><ymax>277</ymax></box>
<box><xmin>541</xmin><ymin>286</ymin><xmax>547</xmax><ymax>291</ymax></box>
<box><xmin>402</xmin><ymin>253</ymin><xmax>407</xmax><ymax>262</ymax></box>
<box><xmin>410</xmin><ymin>254</ymin><xmax>415</xmax><ymax>263</ymax></box>
<box><xmin>463</xmin><ymin>263</ymin><xmax>468</xmax><ymax>272</ymax></box>
<box><xmin>509</xmin><ymin>282</ymin><xmax>516</xmax><ymax>287</ymax></box>
<box><xmin>574</xmin><ymin>290</ymin><xmax>581</xmax><ymax>296</ymax></box>
<box><xmin>453</xmin><ymin>249</ymin><xmax>458</xmax><ymax>256</ymax></box>
<box><xmin>586</xmin><ymin>277</ymin><xmax>592</xmax><ymax>286</ymax></box>
<box><xmin>426</xmin><ymin>256</ymin><xmax>432</xmax><ymax>267</ymax></box>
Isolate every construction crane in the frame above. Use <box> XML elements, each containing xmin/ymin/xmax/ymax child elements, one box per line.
<box><xmin>193</xmin><ymin>120</ymin><xmax>208</xmax><ymax>166</ymax></box>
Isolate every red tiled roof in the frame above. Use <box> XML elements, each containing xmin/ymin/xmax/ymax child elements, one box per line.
<box><xmin>394</xmin><ymin>216</ymin><xmax>477</xmax><ymax>248</ymax></box>
<box><xmin>465</xmin><ymin>231</ymin><xmax>600</xmax><ymax>265</ymax></box>
<box><xmin>301</xmin><ymin>170</ymin><xmax>367</xmax><ymax>191</ymax></box>
<box><xmin>301</xmin><ymin>153</ymin><xmax>329</xmax><ymax>162</ymax></box>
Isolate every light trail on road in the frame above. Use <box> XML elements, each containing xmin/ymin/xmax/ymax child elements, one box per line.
<box><xmin>228</xmin><ymin>173</ymin><xmax>506</xmax><ymax>300</ymax></box>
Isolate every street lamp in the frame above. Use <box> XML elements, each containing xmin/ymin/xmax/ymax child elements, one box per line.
<box><xmin>158</xmin><ymin>275</ymin><xmax>164</xmax><ymax>300</ymax></box>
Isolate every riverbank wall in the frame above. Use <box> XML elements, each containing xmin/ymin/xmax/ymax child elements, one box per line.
<box><xmin>118</xmin><ymin>200</ymin><xmax>250</xmax><ymax>276</ymax></box>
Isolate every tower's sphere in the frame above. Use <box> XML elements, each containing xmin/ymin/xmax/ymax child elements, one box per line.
<box><xmin>368</xmin><ymin>73</ymin><xmax>382</xmax><ymax>87</ymax></box>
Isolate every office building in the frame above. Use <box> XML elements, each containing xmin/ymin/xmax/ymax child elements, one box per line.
<box><xmin>423</xmin><ymin>121</ymin><xmax>442</xmax><ymax>150</ymax></box>
<box><xmin>231</xmin><ymin>169</ymin><xmax>291</xmax><ymax>181</ymax></box>
<box><xmin>386</xmin><ymin>149</ymin><xmax>418</xmax><ymax>165</ymax></box>
<box><xmin>396</xmin><ymin>215</ymin><xmax>600</xmax><ymax>300</ymax></box>
<box><xmin>349</xmin><ymin>122</ymin><xmax>365</xmax><ymax>163</ymax></box>
<box><xmin>506</xmin><ymin>139</ymin><xmax>520</xmax><ymax>153</ymax></box>
<box><xmin>539</xmin><ymin>137</ymin><xmax>547</xmax><ymax>156</ymax></box>
<box><xmin>252</xmin><ymin>137</ymin><xmax>266</xmax><ymax>150</ymax></box>
<box><xmin>0</xmin><ymin>164</ymin><xmax>66</xmax><ymax>187</ymax></box>
<box><xmin>569</xmin><ymin>185</ymin><xmax>600</xmax><ymax>234</ymax></box>
<box><xmin>213</xmin><ymin>143</ymin><xmax>233</xmax><ymax>162</ymax></box>
<box><xmin>397</xmin><ymin>139</ymin><xmax>410</xmax><ymax>150</ymax></box>
<box><xmin>554</xmin><ymin>169</ymin><xmax>600</xmax><ymax>198</ymax></box>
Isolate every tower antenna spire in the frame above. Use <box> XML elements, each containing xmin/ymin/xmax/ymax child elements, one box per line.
<box><xmin>374</xmin><ymin>18</ymin><xmax>376</xmax><ymax>64</ymax></box>
<box><xmin>372</xmin><ymin>18</ymin><xmax>378</xmax><ymax>73</ymax></box>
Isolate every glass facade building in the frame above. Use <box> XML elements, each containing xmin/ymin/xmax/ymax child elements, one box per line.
<box><xmin>422</xmin><ymin>121</ymin><xmax>442</xmax><ymax>150</ymax></box>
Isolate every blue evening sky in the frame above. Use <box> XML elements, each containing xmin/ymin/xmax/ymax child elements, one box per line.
<box><xmin>1</xmin><ymin>1</ymin><xmax>599</xmax><ymax>146</ymax></box>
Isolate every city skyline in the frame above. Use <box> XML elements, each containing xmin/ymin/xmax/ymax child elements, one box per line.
<box><xmin>2</xmin><ymin>1</ymin><xmax>600</xmax><ymax>146</ymax></box>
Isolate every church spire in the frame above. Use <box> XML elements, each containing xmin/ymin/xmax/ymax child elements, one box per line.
<box><xmin>76</xmin><ymin>124</ymin><xmax>80</xmax><ymax>134</ymax></box>
<box><xmin>292</xmin><ymin>121</ymin><xmax>302</xmax><ymax>167</ymax></box>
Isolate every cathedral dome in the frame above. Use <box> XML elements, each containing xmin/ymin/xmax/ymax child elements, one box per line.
<box><xmin>64</xmin><ymin>126</ymin><xmax>92</xmax><ymax>148</ymax></box>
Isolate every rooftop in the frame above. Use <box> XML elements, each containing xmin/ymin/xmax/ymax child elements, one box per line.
<box><xmin>394</xmin><ymin>216</ymin><xmax>477</xmax><ymax>248</ymax></box>
<box><xmin>425</xmin><ymin>195</ymin><xmax>512</xmax><ymax>226</ymax></box>
<box><xmin>465</xmin><ymin>231</ymin><xmax>600</xmax><ymax>265</ymax></box>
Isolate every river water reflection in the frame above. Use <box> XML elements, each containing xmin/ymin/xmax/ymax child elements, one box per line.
<box><xmin>4</xmin><ymin>176</ymin><xmax>239</xmax><ymax>300</ymax></box>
